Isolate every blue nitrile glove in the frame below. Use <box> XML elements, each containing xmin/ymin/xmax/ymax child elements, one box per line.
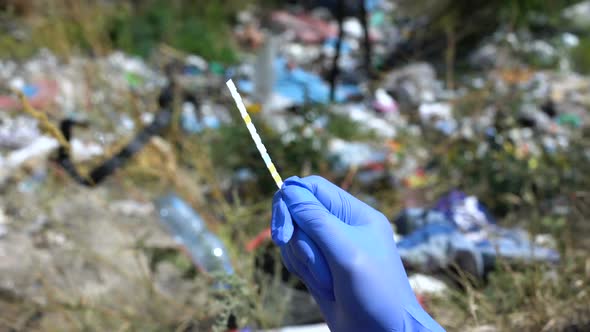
<box><xmin>271</xmin><ymin>176</ymin><xmax>445</xmax><ymax>332</ymax></box>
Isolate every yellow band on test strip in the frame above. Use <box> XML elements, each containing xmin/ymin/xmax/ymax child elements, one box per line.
<box><xmin>226</xmin><ymin>79</ymin><xmax>284</xmax><ymax>189</ymax></box>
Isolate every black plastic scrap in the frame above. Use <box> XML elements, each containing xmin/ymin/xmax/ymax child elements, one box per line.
<box><xmin>56</xmin><ymin>82</ymin><xmax>176</xmax><ymax>187</ymax></box>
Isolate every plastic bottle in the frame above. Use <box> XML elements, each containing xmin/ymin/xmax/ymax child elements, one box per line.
<box><xmin>155</xmin><ymin>193</ymin><xmax>234</xmax><ymax>275</ymax></box>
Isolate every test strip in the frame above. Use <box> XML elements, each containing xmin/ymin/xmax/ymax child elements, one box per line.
<box><xmin>226</xmin><ymin>79</ymin><xmax>284</xmax><ymax>189</ymax></box>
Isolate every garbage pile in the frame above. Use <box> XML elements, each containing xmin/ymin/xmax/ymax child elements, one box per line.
<box><xmin>0</xmin><ymin>51</ymin><xmax>162</xmax><ymax>185</ymax></box>
<box><xmin>1</xmin><ymin>0</ymin><xmax>589</xmax><ymax>330</ymax></box>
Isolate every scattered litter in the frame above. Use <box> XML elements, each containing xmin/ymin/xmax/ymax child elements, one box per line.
<box><xmin>395</xmin><ymin>192</ymin><xmax>560</xmax><ymax>278</ymax></box>
<box><xmin>328</xmin><ymin>138</ymin><xmax>386</xmax><ymax>171</ymax></box>
<box><xmin>563</xmin><ymin>1</ymin><xmax>590</xmax><ymax>30</ymax></box>
<box><xmin>0</xmin><ymin>135</ymin><xmax>105</xmax><ymax>185</ymax></box>
<box><xmin>343</xmin><ymin>17</ymin><xmax>364</xmax><ymax>39</ymax></box>
<box><xmin>384</xmin><ymin>63</ymin><xmax>440</xmax><ymax>106</ymax></box>
<box><xmin>373</xmin><ymin>88</ymin><xmax>398</xmax><ymax>114</ymax></box>
<box><xmin>110</xmin><ymin>200</ymin><xmax>155</xmax><ymax>217</ymax></box>
<box><xmin>323</xmin><ymin>38</ymin><xmax>353</xmax><ymax>57</ymax></box>
<box><xmin>271</xmin><ymin>11</ymin><xmax>336</xmax><ymax>43</ymax></box>
<box><xmin>0</xmin><ymin>115</ymin><xmax>40</xmax><ymax>149</ymax></box>
<box><xmin>238</xmin><ymin>57</ymin><xmax>361</xmax><ymax>105</ymax></box>
<box><xmin>419</xmin><ymin>103</ymin><xmax>452</xmax><ymax>122</ymax></box>
<box><xmin>185</xmin><ymin>54</ymin><xmax>208</xmax><ymax>72</ymax></box>
<box><xmin>0</xmin><ymin>207</ymin><xmax>7</xmax><ymax>239</ymax></box>
<box><xmin>260</xmin><ymin>323</ymin><xmax>330</xmax><ymax>332</ymax></box>
<box><xmin>156</xmin><ymin>193</ymin><xmax>234</xmax><ymax>275</ymax></box>
<box><xmin>562</xmin><ymin>32</ymin><xmax>580</xmax><ymax>48</ymax></box>
<box><xmin>17</xmin><ymin>167</ymin><xmax>48</xmax><ymax>193</ymax></box>
<box><xmin>0</xmin><ymin>136</ymin><xmax>58</xmax><ymax>175</ymax></box>
<box><xmin>180</xmin><ymin>101</ymin><xmax>218</xmax><ymax>134</ymax></box>
<box><xmin>433</xmin><ymin>190</ymin><xmax>495</xmax><ymax>233</ymax></box>
<box><xmin>419</xmin><ymin>103</ymin><xmax>456</xmax><ymax>135</ymax></box>
<box><xmin>70</xmin><ymin>140</ymin><xmax>104</xmax><ymax>162</ymax></box>
<box><xmin>408</xmin><ymin>274</ymin><xmax>448</xmax><ymax>295</ymax></box>
<box><xmin>235</xmin><ymin>23</ymin><xmax>265</xmax><ymax>49</ymax></box>
<box><xmin>333</xmin><ymin>103</ymin><xmax>397</xmax><ymax>138</ymax></box>
<box><xmin>0</xmin><ymin>80</ymin><xmax>59</xmax><ymax>111</ymax></box>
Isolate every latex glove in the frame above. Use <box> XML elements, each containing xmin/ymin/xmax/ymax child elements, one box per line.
<box><xmin>271</xmin><ymin>176</ymin><xmax>445</xmax><ymax>332</ymax></box>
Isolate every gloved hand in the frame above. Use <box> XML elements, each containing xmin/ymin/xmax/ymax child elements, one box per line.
<box><xmin>271</xmin><ymin>176</ymin><xmax>445</xmax><ymax>332</ymax></box>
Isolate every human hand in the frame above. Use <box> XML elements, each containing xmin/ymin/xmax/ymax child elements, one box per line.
<box><xmin>271</xmin><ymin>176</ymin><xmax>444</xmax><ymax>332</ymax></box>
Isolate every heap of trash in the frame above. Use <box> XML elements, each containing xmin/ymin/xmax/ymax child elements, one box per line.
<box><xmin>1</xmin><ymin>0</ymin><xmax>590</xmax><ymax>330</ymax></box>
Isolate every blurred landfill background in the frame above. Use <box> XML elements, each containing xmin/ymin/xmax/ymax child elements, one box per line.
<box><xmin>1</xmin><ymin>0</ymin><xmax>590</xmax><ymax>331</ymax></box>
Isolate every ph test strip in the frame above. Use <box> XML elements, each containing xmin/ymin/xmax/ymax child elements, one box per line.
<box><xmin>226</xmin><ymin>79</ymin><xmax>284</xmax><ymax>189</ymax></box>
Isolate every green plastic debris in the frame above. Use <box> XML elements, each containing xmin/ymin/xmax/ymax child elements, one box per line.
<box><xmin>371</xmin><ymin>11</ymin><xmax>386</xmax><ymax>27</ymax></box>
<box><xmin>557</xmin><ymin>113</ymin><xmax>582</xmax><ymax>128</ymax></box>
<box><xmin>209</xmin><ymin>62</ymin><xmax>225</xmax><ymax>75</ymax></box>
<box><xmin>125</xmin><ymin>72</ymin><xmax>143</xmax><ymax>88</ymax></box>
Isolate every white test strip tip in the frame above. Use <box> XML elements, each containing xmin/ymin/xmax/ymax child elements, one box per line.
<box><xmin>226</xmin><ymin>79</ymin><xmax>284</xmax><ymax>189</ymax></box>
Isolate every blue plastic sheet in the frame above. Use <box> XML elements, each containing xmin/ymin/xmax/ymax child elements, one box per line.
<box><xmin>394</xmin><ymin>192</ymin><xmax>560</xmax><ymax>278</ymax></box>
<box><xmin>238</xmin><ymin>58</ymin><xmax>361</xmax><ymax>105</ymax></box>
<box><xmin>323</xmin><ymin>38</ymin><xmax>353</xmax><ymax>55</ymax></box>
<box><xmin>22</xmin><ymin>85</ymin><xmax>39</xmax><ymax>98</ymax></box>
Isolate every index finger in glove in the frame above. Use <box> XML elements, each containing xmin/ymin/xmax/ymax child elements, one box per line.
<box><xmin>271</xmin><ymin>190</ymin><xmax>294</xmax><ymax>246</ymax></box>
<box><xmin>286</xmin><ymin>175</ymin><xmax>381</xmax><ymax>226</ymax></box>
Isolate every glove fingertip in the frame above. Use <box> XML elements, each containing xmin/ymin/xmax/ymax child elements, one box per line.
<box><xmin>271</xmin><ymin>194</ymin><xmax>294</xmax><ymax>245</ymax></box>
<box><xmin>271</xmin><ymin>223</ymin><xmax>293</xmax><ymax>245</ymax></box>
<box><xmin>283</xmin><ymin>176</ymin><xmax>313</xmax><ymax>191</ymax></box>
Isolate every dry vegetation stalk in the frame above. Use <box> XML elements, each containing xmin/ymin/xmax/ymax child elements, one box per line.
<box><xmin>16</xmin><ymin>90</ymin><xmax>71</xmax><ymax>153</ymax></box>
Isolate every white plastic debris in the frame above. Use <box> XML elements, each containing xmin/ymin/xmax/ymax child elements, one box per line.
<box><xmin>524</xmin><ymin>40</ymin><xmax>557</xmax><ymax>67</ymax></box>
<box><xmin>419</xmin><ymin>103</ymin><xmax>453</xmax><ymax>121</ymax></box>
<box><xmin>562</xmin><ymin>32</ymin><xmax>580</xmax><ymax>48</ymax></box>
<box><xmin>454</xmin><ymin>196</ymin><xmax>490</xmax><ymax>232</ymax></box>
<box><xmin>469</xmin><ymin>325</ymin><xmax>499</xmax><ymax>332</ymax></box>
<box><xmin>408</xmin><ymin>274</ymin><xmax>448</xmax><ymax>295</ymax></box>
<box><xmin>284</xmin><ymin>43</ymin><xmax>322</xmax><ymax>65</ymax></box>
<box><xmin>328</xmin><ymin>138</ymin><xmax>385</xmax><ymax>168</ymax></box>
<box><xmin>185</xmin><ymin>54</ymin><xmax>208</xmax><ymax>71</ymax></box>
<box><xmin>110</xmin><ymin>200</ymin><xmax>155</xmax><ymax>217</ymax></box>
<box><xmin>0</xmin><ymin>207</ymin><xmax>7</xmax><ymax>239</ymax></box>
<box><xmin>535</xmin><ymin>234</ymin><xmax>558</xmax><ymax>249</ymax></box>
<box><xmin>2</xmin><ymin>136</ymin><xmax>59</xmax><ymax>169</ymax></box>
<box><xmin>8</xmin><ymin>77</ymin><xmax>26</xmax><ymax>91</ymax></box>
<box><xmin>563</xmin><ymin>1</ymin><xmax>590</xmax><ymax>30</ymax></box>
<box><xmin>0</xmin><ymin>116</ymin><xmax>41</xmax><ymax>149</ymax></box>
<box><xmin>0</xmin><ymin>136</ymin><xmax>104</xmax><ymax>184</ymax></box>
<box><xmin>108</xmin><ymin>51</ymin><xmax>153</xmax><ymax>77</ymax></box>
<box><xmin>71</xmin><ymin>139</ymin><xmax>104</xmax><ymax>162</ymax></box>
<box><xmin>343</xmin><ymin>17</ymin><xmax>363</xmax><ymax>38</ymax></box>
<box><xmin>264</xmin><ymin>93</ymin><xmax>297</xmax><ymax>112</ymax></box>
<box><xmin>0</xmin><ymin>59</ymin><xmax>17</xmax><ymax>79</ymax></box>
<box><xmin>385</xmin><ymin>63</ymin><xmax>440</xmax><ymax>105</ymax></box>
<box><xmin>374</xmin><ymin>88</ymin><xmax>398</xmax><ymax>114</ymax></box>
<box><xmin>334</xmin><ymin>104</ymin><xmax>397</xmax><ymax>138</ymax></box>
<box><xmin>262</xmin><ymin>323</ymin><xmax>330</xmax><ymax>332</ymax></box>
